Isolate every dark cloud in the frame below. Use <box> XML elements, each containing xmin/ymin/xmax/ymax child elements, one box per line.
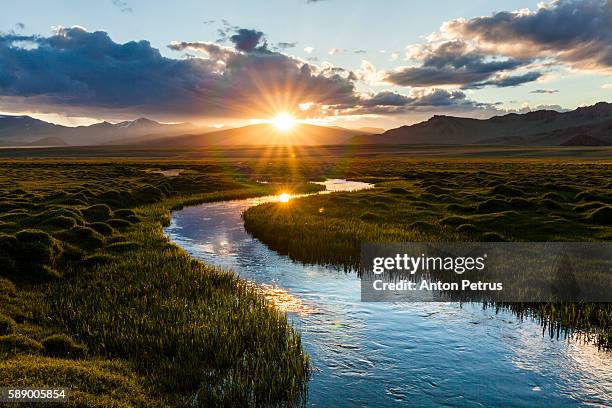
<box><xmin>361</xmin><ymin>91</ymin><xmax>411</xmax><ymax>107</ymax></box>
<box><xmin>349</xmin><ymin>88</ymin><xmax>495</xmax><ymax>116</ymax></box>
<box><xmin>15</xmin><ymin>23</ymin><xmax>25</xmax><ymax>30</ymax></box>
<box><xmin>111</xmin><ymin>0</ymin><xmax>132</xmax><ymax>13</ymax></box>
<box><xmin>530</xmin><ymin>89</ymin><xmax>559</xmax><ymax>94</ymax></box>
<box><xmin>385</xmin><ymin>40</ymin><xmax>535</xmax><ymax>88</ymax></box>
<box><xmin>354</xmin><ymin>49</ymin><xmax>367</xmax><ymax>54</ymax></box>
<box><xmin>0</xmin><ymin>27</ymin><xmax>360</xmax><ymax>119</ymax></box>
<box><xmin>469</xmin><ymin>71</ymin><xmax>543</xmax><ymax>88</ymax></box>
<box><xmin>202</xmin><ymin>20</ymin><xmax>215</xmax><ymax>25</ymax></box>
<box><xmin>230</xmin><ymin>28</ymin><xmax>266</xmax><ymax>53</ymax></box>
<box><xmin>0</xmin><ymin>26</ymin><xmax>496</xmax><ymax>121</ymax></box>
<box><xmin>443</xmin><ymin>0</ymin><xmax>612</xmax><ymax>71</ymax></box>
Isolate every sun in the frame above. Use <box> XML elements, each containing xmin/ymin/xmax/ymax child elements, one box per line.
<box><xmin>272</xmin><ymin>113</ymin><xmax>296</xmax><ymax>131</ymax></box>
<box><xmin>278</xmin><ymin>193</ymin><xmax>291</xmax><ymax>203</ymax></box>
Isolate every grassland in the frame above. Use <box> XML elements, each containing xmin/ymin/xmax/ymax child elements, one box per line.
<box><xmin>243</xmin><ymin>160</ymin><xmax>612</xmax><ymax>349</ymax></box>
<box><xmin>0</xmin><ymin>161</ymin><xmax>314</xmax><ymax>406</ymax></box>
<box><xmin>1</xmin><ymin>147</ymin><xmax>611</xmax><ymax>406</ymax></box>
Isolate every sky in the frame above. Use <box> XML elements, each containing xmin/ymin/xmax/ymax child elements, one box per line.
<box><xmin>0</xmin><ymin>0</ymin><xmax>610</xmax><ymax>129</ymax></box>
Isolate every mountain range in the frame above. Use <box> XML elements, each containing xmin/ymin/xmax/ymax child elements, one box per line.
<box><xmin>350</xmin><ymin>102</ymin><xmax>612</xmax><ymax>146</ymax></box>
<box><xmin>0</xmin><ymin>117</ymin><xmax>206</xmax><ymax>146</ymax></box>
<box><xmin>0</xmin><ymin>102</ymin><xmax>610</xmax><ymax>147</ymax></box>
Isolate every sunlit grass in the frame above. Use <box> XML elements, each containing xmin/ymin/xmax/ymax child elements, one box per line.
<box><xmin>0</xmin><ymin>162</ymin><xmax>311</xmax><ymax>406</ymax></box>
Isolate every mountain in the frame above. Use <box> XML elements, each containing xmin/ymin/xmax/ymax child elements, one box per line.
<box><xmin>0</xmin><ymin>116</ymin><xmax>204</xmax><ymax>146</ymax></box>
<box><xmin>0</xmin><ymin>115</ymin><xmax>67</xmax><ymax>145</ymax></box>
<box><xmin>28</xmin><ymin>136</ymin><xmax>68</xmax><ymax>147</ymax></box>
<box><xmin>560</xmin><ymin>134</ymin><xmax>607</xmax><ymax>146</ymax></box>
<box><xmin>145</xmin><ymin>123</ymin><xmax>372</xmax><ymax>146</ymax></box>
<box><xmin>355</xmin><ymin>127</ymin><xmax>385</xmax><ymax>134</ymax></box>
<box><xmin>349</xmin><ymin>102</ymin><xmax>612</xmax><ymax>146</ymax></box>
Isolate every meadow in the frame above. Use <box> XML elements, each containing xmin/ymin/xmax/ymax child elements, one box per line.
<box><xmin>0</xmin><ymin>147</ymin><xmax>611</xmax><ymax>406</ymax></box>
<box><xmin>243</xmin><ymin>160</ymin><xmax>612</xmax><ymax>349</ymax></box>
<box><xmin>0</xmin><ymin>161</ymin><xmax>314</xmax><ymax>407</ymax></box>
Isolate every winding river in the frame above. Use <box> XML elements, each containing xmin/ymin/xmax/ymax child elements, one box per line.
<box><xmin>164</xmin><ymin>180</ymin><xmax>611</xmax><ymax>407</ymax></box>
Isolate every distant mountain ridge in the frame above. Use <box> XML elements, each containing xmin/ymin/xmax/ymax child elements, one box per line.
<box><xmin>144</xmin><ymin>123</ymin><xmax>374</xmax><ymax>147</ymax></box>
<box><xmin>1</xmin><ymin>102</ymin><xmax>610</xmax><ymax>147</ymax></box>
<box><xmin>0</xmin><ymin>116</ymin><xmax>205</xmax><ymax>146</ymax></box>
<box><xmin>350</xmin><ymin>102</ymin><xmax>612</xmax><ymax>146</ymax></box>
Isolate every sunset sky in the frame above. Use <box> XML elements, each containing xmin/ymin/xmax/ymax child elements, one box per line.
<box><xmin>0</xmin><ymin>0</ymin><xmax>610</xmax><ymax>129</ymax></box>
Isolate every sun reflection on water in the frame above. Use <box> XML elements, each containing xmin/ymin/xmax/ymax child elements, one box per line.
<box><xmin>250</xmin><ymin>282</ymin><xmax>317</xmax><ymax>316</ymax></box>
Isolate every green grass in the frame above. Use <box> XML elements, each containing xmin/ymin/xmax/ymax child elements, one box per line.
<box><xmin>1</xmin><ymin>153</ymin><xmax>611</xmax><ymax>405</ymax></box>
<box><xmin>0</xmin><ymin>161</ymin><xmax>311</xmax><ymax>406</ymax></box>
<box><xmin>243</xmin><ymin>161</ymin><xmax>612</xmax><ymax>349</ymax></box>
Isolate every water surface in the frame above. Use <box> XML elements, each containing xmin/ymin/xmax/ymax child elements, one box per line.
<box><xmin>164</xmin><ymin>179</ymin><xmax>611</xmax><ymax>407</ymax></box>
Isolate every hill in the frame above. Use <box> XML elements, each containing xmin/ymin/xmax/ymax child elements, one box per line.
<box><xmin>145</xmin><ymin>123</ymin><xmax>372</xmax><ymax>146</ymax></box>
<box><xmin>350</xmin><ymin>102</ymin><xmax>612</xmax><ymax>146</ymax></box>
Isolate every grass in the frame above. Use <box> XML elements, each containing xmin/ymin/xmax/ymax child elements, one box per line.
<box><xmin>0</xmin><ymin>161</ymin><xmax>311</xmax><ymax>406</ymax></box>
<box><xmin>243</xmin><ymin>161</ymin><xmax>612</xmax><ymax>349</ymax></box>
<box><xmin>1</xmin><ymin>151</ymin><xmax>611</xmax><ymax>405</ymax></box>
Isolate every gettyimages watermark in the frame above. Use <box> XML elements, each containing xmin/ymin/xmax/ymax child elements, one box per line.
<box><xmin>360</xmin><ymin>242</ymin><xmax>612</xmax><ymax>302</ymax></box>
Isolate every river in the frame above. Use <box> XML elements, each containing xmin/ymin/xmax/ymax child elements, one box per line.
<box><xmin>164</xmin><ymin>179</ymin><xmax>611</xmax><ymax>407</ymax></box>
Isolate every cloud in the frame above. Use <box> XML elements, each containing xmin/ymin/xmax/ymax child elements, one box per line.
<box><xmin>304</xmin><ymin>46</ymin><xmax>314</xmax><ymax>54</ymax></box>
<box><xmin>15</xmin><ymin>23</ymin><xmax>25</xmax><ymax>30</ymax></box>
<box><xmin>0</xmin><ymin>27</ymin><xmax>365</xmax><ymax>119</ymax></box>
<box><xmin>328</xmin><ymin>48</ymin><xmax>346</xmax><ymax>55</ymax></box>
<box><xmin>384</xmin><ymin>40</ymin><xmax>536</xmax><ymax>88</ymax></box>
<box><xmin>277</xmin><ymin>42</ymin><xmax>297</xmax><ymax>50</ymax></box>
<box><xmin>229</xmin><ymin>28</ymin><xmax>266</xmax><ymax>53</ymax></box>
<box><xmin>469</xmin><ymin>71</ymin><xmax>543</xmax><ymax>88</ymax></box>
<box><xmin>111</xmin><ymin>0</ymin><xmax>132</xmax><ymax>13</ymax></box>
<box><xmin>442</xmin><ymin>0</ymin><xmax>612</xmax><ymax>71</ymax></box>
<box><xmin>346</xmin><ymin>88</ymin><xmax>496</xmax><ymax>116</ymax></box>
<box><xmin>530</xmin><ymin>89</ymin><xmax>559</xmax><ymax>94</ymax></box>
<box><xmin>202</xmin><ymin>20</ymin><xmax>215</xmax><ymax>25</ymax></box>
<box><xmin>0</xmin><ymin>26</ymin><xmax>500</xmax><ymax>122</ymax></box>
<box><xmin>354</xmin><ymin>49</ymin><xmax>367</xmax><ymax>54</ymax></box>
<box><xmin>601</xmin><ymin>83</ymin><xmax>612</xmax><ymax>89</ymax></box>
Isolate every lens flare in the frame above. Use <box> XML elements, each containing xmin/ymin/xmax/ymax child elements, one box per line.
<box><xmin>272</xmin><ymin>113</ymin><xmax>296</xmax><ymax>131</ymax></box>
<box><xmin>278</xmin><ymin>193</ymin><xmax>291</xmax><ymax>202</ymax></box>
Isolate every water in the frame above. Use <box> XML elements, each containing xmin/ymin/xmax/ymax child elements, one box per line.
<box><xmin>164</xmin><ymin>179</ymin><xmax>611</xmax><ymax>407</ymax></box>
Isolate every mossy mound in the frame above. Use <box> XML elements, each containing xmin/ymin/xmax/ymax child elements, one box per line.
<box><xmin>587</xmin><ymin>206</ymin><xmax>612</xmax><ymax>225</ymax></box>
<box><xmin>477</xmin><ymin>199</ymin><xmax>511</xmax><ymax>213</ymax></box>
<box><xmin>387</xmin><ymin>187</ymin><xmax>409</xmax><ymax>195</ymax></box>
<box><xmin>42</xmin><ymin>334</ymin><xmax>87</xmax><ymax>358</ymax></box>
<box><xmin>125</xmin><ymin>215</ymin><xmax>141</xmax><ymax>224</ymax></box>
<box><xmin>57</xmin><ymin>226</ymin><xmax>105</xmax><ymax>250</ymax></box>
<box><xmin>0</xmin><ymin>335</ymin><xmax>43</xmax><ymax>356</ymax></box>
<box><xmin>508</xmin><ymin>198</ymin><xmax>532</xmax><ymax>209</ymax></box>
<box><xmin>41</xmin><ymin>215</ymin><xmax>78</xmax><ymax>229</ymax></box>
<box><xmin>82</xmin><ymin>204</ymin><xmax>112</xmax><ymax>222</ymax></box>
<box><xmin>113</xmin><ymin>209</ymin><xmax>136</xmax><ymax>218</ymax></box>
<box><xmin>491</xmin><ymin>185</ymin><xmax>523</xmax><ymax>197</ymax></box>
<box><xmin>0</xmin><ymin>314</ymin><xmax>16</xmax><ymax>335</ymax></box>
<box><xmin>440</xmin><ymin>216</ymin><xmax>468</xmax><ymax>226</ymax></box>
<box><xmin>540</xmin><ymin>199</ymin><xmax>563</xmax><ymax>210</ymax></box>
<box><xmin>0</xmin><ymin>230</ymin><xmax>61</xmax><ymax>282</ymax></box>
<box><xmin>481</xmin><ymin>232</ymin><xmax>506</xmax><ymax>242</ymax></box>
<box><xmin>107</xmin><ymin>219</ymin><xmax>131</xmax><ymax>230</ymax></box>
<box><xmin>0</xmin><ymin>278</ymin><xmax>16</xmax><ymax>296</ymax></box>
<box><xmin>88</xmin><ymin>222</ymin><xmax>114</xmax><ymax>236</ymax></box>
<box><xmin>456</xmin><ymin>224</ymin><xmax>478</xmax><ymax>234</ymax></box>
